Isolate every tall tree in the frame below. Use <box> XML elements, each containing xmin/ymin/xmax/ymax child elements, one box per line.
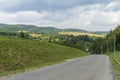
<box><xmin>19</xmin><ymin>31</ymin><xmax>25</xmax><ymax>38</ymax></box>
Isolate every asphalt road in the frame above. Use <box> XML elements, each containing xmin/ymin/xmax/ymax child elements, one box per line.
<box><xmin>1</xmin><ymin>55</ymin><xmax>113</xmax><ymax>80</ymax></box>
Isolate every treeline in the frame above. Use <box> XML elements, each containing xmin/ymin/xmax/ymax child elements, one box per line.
<box><xmin>91</xmin><ymin>25</ymin><xmax>120</xmax><ymax>54</ymax></box>
<box><xmin>108</xmin><ymin>26</ymin><xmax>120</xmax><ymax>51</ymax></box>
<box><xmin>53</xmin><ymin>35</ymin><xmax>93</xmax><ymax>51</ymax></box>
<box><xmin>48</xmin><ymin>25</ymin><xmax>120</xmax><ymax>54</ymax></box>
<box><xmin>32</xmin><ymin>33</ymin><xmax>105</xmax><ymax>54</ymax></box>
<box><xmin>0</xmin><ymin>30</ymin><xmax>17</xmax><ymax>36</ymax></box>
<box><xmin>46</xmin><ymin>34</ymin><xmax>95</xmax><ymax>53</ymax></box>
<box><xmin>0</xmin><ymin>30</ymin><xmax>30</xmax><ymax>38</ymax></box>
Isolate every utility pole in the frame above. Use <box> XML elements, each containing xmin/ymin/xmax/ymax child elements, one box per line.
<box><xmin>114</xmin><ymin>35</ymin><xmax>116</xmax><ymax>55</ymax></box>
<box><xmin>106</xmin><ymin>34</ymin><xmax>109</xmax><ymax>54</ymax></box>
<box><xmin>107</xmin><ymin>40</ymin><xmax>108</xmax><ymax>54</ymax></box>
<box><xmin>100</xmin><ymin>45</ymin><xmax>103</xmax><ymax>54</ymax></box>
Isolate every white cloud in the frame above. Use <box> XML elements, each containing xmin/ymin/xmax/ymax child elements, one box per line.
<box><xmin>105</xmin><ymin>1</ymin><xmax>120</xmax><ymax>11</ymax></box>
<box><xmin>0</xmin><ymin>1</ymin><xmax>120</xmax><ymax>31</ymax></box>
<box><xmin>51</xmin><ymin>4</ymin><xmax>120</xmax><ymax>31</ymax></box>
<box><xmin>0</xmin><ymin>11</ymin><xmax>44</xmax><ymax>24</ymax></box>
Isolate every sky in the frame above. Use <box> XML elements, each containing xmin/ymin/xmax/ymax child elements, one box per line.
<box><xmin>0</xmin><ymin>0</ymin><xmax>120</xmax><ymax>31</ymax></box>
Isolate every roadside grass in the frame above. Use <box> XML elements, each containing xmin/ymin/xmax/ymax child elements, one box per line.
<box><xmin>59</xmin><ymin>32</ymin><xmax>105</xmax><ymax>37</ymax></box>
<box><xmin>108</xmin><ymin>52</ymin><xmax>120</xmax><ymax>80</ymax></box>
<box><xmin>0</xmin><ymin>36</ymin><xmax>87</xmax><ymax>77</ymax></box>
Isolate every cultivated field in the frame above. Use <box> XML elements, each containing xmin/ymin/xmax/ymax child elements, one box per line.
<box><xmin>29</xmin><ymin>33</ymin><xmax>42</xmax><ymax>37</ymax></box>
<box><xmin>59</xmin><ymin>32</ymin><xmax>105</xmax><ymax>37</ymax></box>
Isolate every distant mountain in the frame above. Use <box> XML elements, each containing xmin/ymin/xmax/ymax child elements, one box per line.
<box><xmin>0</xmin><ymin>24</ymin><xmax>59</xmax><ymax>34</ymax></box>
<box><xmin>93</xmin><ymin>31</ymin><xmax>109</xmax><ymax>35</ymax></box>
<box><xmin>0</xmin><ymin>23</ymin><xmax>88</xmax><ymax>34</ymax></box>
<box><xmin>0</xmin><ymin>23</ymin><xmax>7</xmax><ymax>26</ymax></box>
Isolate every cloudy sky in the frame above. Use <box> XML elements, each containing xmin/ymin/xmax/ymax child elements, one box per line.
<box><xmin>0</xmin><ymin>0</ymin><xmax>120</xmax><ymax>31</ymax></box>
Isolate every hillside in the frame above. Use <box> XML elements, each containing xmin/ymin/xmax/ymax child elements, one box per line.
<box><xmin>0</xmin><ymin>24</ymin><xmax>59</xmax><ymax>34</ymax></box>
<box><xmin>94</xmin><ymin>31</ymin><xmax>109</xmax><ymax>35</ymax></box>
<box><xmin>0</xmin><ymin>36</ymin><xmax>86</xmax><ymax>76</ymax></box>
<box><xmin>0</xmin><ymin>23</ymin><xmax>88</xmax><ymax>34</ymax></box>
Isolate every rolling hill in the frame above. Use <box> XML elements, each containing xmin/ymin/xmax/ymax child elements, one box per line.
<box><xmin>0</xmin><ymin>23</ymin><xmax>108</xmax><ymax>37</ymax></box>
<box><xmin>0</xmin><ymin>23</ymin><xmax>88</xmax><ymax>34</ymax></box>
<box><xmin>0</xmin><ymin>24</ymin><xmax>59</xmax><ymax>34</ymax></box>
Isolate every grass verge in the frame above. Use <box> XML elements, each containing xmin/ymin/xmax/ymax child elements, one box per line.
<box><xmin>0</xmin><ymin>36</ymin><xmax>87</xmax><ymax>77</ymax></box>
<box><xmin>108</xmin><ymin>52</ymin><xmax>120</xmax><ymax>80</ymax></box>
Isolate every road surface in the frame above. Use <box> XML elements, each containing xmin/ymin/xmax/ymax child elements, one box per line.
<box><xmin>1</xmin><ymin>55</ymin><xmax>114</xmax><ymax>80</ymax></box>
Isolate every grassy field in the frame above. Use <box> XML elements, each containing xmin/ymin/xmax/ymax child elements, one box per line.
<box><xmin>108</xmin><ymin>52</ymin><xmax>120</xmax><ymax>80</ymax></box>
<box><xmin>0</xmin><ymin>36</ymin><xmax>86</xmax><ymax>76</ymax></box>
<box><xmin>59</xmin><ymin>32</ymin><xmax>105</xmax><ymax>37</ymax></box>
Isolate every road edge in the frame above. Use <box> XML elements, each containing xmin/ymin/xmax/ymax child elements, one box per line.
<box><xmin>108</xmin><ymin>56</ymin><xmax>118</xmax><ymax>80</ymax></box>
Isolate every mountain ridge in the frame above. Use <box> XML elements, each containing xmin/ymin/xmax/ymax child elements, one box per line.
<box><xmin>0</xmin><ymin>23</ymin><xmax>108</xmax><ymax>34</ymax></box>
